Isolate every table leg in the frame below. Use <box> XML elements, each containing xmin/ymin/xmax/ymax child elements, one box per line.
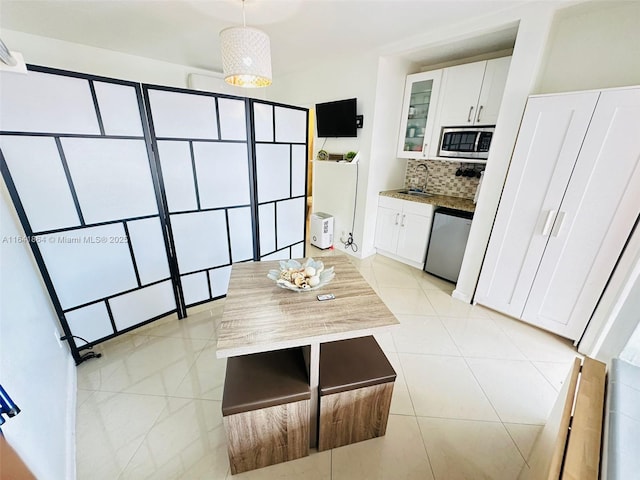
<box><xmin>308</xmin><ymin>342</ymin><xmax>320</xmax><ymax>448</ymax></box>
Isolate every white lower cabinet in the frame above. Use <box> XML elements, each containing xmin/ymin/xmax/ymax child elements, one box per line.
<box><xmin>374</xmin><ymin>196</ymin><xmax>434</xmax><ymax>268</ymax></box>
<box><xmin>476</xmin><ymin>86</ymin><xmax>640</xmax><ymax>341</ymax></box>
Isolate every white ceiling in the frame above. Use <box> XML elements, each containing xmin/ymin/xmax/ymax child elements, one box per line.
<box><xmin>0</xmin><ymin>0</ymin><xmax>531</xmax><ymax>76</ymax></box>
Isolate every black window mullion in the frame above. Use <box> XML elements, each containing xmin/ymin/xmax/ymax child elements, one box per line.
<box><xmin>88</xmin><ymin>80</ymin><xmax>106</xmax><ymax>136</ymax></box>
<box><xmin>190</xmin><ymin>141</ymin><xmax>202</xmax><ymax>211</ymax></box>
<box><xmin>122</xmin><ymin>221</ymin><xmax>142</xmax><ymax>288</ymax></box>
<box><xmin>55</xmin><ymin>137</ymin><xmax>86</xmax><ymax>226</ymax></box>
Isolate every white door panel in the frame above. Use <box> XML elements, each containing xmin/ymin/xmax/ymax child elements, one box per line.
<box><xmin>523</xmin><ymin>88</ymin><xmax>640</xmax><ymax>338</ymax></box>
<box><xmin>397</xmin><ymin>212</ymin><xmax>431</xmax><ymax>264</ymax></box>
<box><xmin>475</xmin><ymin>92</ymin><xmax>599</xmax><ymax>317</ymax></box>
<box><xmin>438</xmin><ymin>62</ymin><xmax>486</xmax><ymax>126</ymax></box>
<box><xmin>374</xmin><ymin>206</ymin><xmax>399</xmax><ymax>253</ymax></box>
<box><xmin>475</xmin><ymin>57</ymin><xmax>511</xmax><ymax>125</ymax></box>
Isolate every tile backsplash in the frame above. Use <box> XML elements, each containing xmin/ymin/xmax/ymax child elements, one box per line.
<box><xmin>405</xmin><ymin>159</ymin><xmax>483</xmax><ymax>200</ymax></box>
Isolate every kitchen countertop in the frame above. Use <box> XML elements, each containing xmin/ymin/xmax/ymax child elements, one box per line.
<box><xmin>380</xmin><ymin>189</ymin><xmax>476</xmax><ymax>213</ymax></box>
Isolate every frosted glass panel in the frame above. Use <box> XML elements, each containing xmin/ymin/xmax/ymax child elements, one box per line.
<box><xmin>258</xmin><ymin>203</ymin><xmax>275</xmax><ymax>255</ymax></box>
<box><xmin>0</xmin><ymin>136</ymin><xmax>80</xmax><ymax>232</ymax></box>
<box><xmin>93</xmin><ymin>81</ymin><xmax>144</xmax><ymax>137</ymax></box>
<box><xmin>194</xmin><ymin>142</ymin><xmax>250</xmax><ymax>208</ymax></box>
<box><xmin>218</xmin><ymin>98</ymin><xmax>247</xmax><ymax>141</ymax></box>
<box><xmin>291</xmin><ymin>144</ymin><xmax>307</xmax><ymax>197</ymax></box>
<box><xmin>210</xmin><ymin>266</ymin><xmax>232</xmax><ymax>297</ymax></box>
<box><xmin>110</xmin><ymin>281</ymin><xmax>176</xmax><ymax>331</ymax></box>
<box><xmin>0</xmin><ymin>70</ymin><xmax>100</xmax><ymax>134</ymax></box>
<box><xmin>181</xmin><ymin>272</ymin><xmax>209</xmax><ymax>305</ymax></box>
<box><xmin>127</xmin><ymin>217</ymin><xmax>170</xmax><ymax>285</ymax></box>
<box><xmin>256</xmin><ymin>144</ymin><xmax>290</xmax><ymax>203</ymax></box>
<box><xmin>171</xmin><ymin>210</ymin><xmax>230</xmax><ymax>273</ymax></box>
<box><xmin>62</xmin><ymin>138</ymin><xmax>158</xmax><ymax>224</ymax></box>
<box><xmin>37</xmin><ymin>224</ymin><xmax>138</xmax><ymax>309</ymax></box>
<box><xmin>291</xmin><ymin>242</ymin><xmax>304</xmax><ymax>259</ymax></box>
<box><xmin>65</xmin><ymin>302</ymin><xmax>113</xmax><ymax>343</ymax></box>
<box><xmin>253</xmin><ymin>103</ymin><xmax>274</xmax><ymax>142</ymax></box>
<box><xmin>277</xmin><ymin>197</ymin><xmax>305</xmax><ymax>249</ymax></box>
<box><xmin>262</xmin><ymin>249</ymin><xmax>291</xmax><ymax>261</ymax></box>
<box><xmin>157</xmin><ymin>141</ymin><xmax>198</xmax><ymax>213</ymax></box>
<box><xmin>275</xmin><ymin>106</ymin><xmax>306</xmax><ymax>143</ymax></box>
<box><xmin>148</xmin><ymin>89</ymin><xmax>218</xmax><ymax>139</ymax></box>
<box><xmin>228</xmin><ymin>207</ymin><xmax>254</xmax><ymax>262</ymax></box>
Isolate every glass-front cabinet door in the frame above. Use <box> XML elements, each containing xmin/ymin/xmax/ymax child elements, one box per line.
<box><xmin>397</xmin><ymin>70</ymin><xmax>442</xmax><ymax>159</ymax></box>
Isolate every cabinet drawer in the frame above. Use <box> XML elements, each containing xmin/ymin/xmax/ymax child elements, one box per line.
<box><xmin>403</xmin><ymin>200</ymin><xmax>433</xmax><ymax>217</ymax></box>
<box><xmin>378</xmin><ymin>195</ymin><xmax>404</xmax><ymax>210</ymax></box>
<box><xmin>378</xmin><ymin>195</ymin><xmax>434</xmax><ymax>216</ymax></box>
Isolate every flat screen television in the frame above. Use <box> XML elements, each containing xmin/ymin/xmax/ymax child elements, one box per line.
<box><xmin>315</xmin><ymin>98</ymin><xmax>357</xmax><ymax>137</ymax></box>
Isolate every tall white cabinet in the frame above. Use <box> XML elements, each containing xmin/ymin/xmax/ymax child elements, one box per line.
<box><xmin>476</xmin><ymin>87</ymin><xmax>640</xmax><ymax>341</ymax></box>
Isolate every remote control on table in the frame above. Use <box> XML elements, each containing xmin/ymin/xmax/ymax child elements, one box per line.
<box><xmin>317</xmin><ymin>293</ymin><xmax>335</xmax><ymax>301</ymax></box>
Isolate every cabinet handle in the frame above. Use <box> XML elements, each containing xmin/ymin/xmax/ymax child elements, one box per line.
<box><xmin>541</xmin><ymin>210</ymin><xmax>556</xmax><ymax>236</ymax></box>
<box><xmin>551</xmin><ymin>211</ymin><xmax>566</xmax><ymax>237</ymax></box>
<box><xmin>401</xmin><ymin>214</ymin><xmax>406</xmax><ymax>227</ymax></box>
<box><xmin>395</xmin><ymin>213</ymin><xmax>400</xmax><ymax>225</ymax></box>
<box><xmin>467</xmin><ymin>106</ymin><xmax>474</xmax><ymax>122</ymax></box>
<box><xmin>476</xmin><ymin>105</ymin><xmax>484</xmax><ymax>123</ymax></box>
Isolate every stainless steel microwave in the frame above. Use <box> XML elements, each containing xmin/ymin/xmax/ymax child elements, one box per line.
<box><xmin>438</xmin><ymin>126</ymin><xmax>495</xmax><ymax>160</ymax></box>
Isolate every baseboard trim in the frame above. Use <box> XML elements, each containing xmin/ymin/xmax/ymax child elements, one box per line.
<box><xmin>452</xmin><ymin>289</ymin><xmax>472</xmax><ymax>303</ymax></box>
<box><xmin>64</xmin><ymin>357</ymin><xmax>77</xmax><ymax>480</ymax></box>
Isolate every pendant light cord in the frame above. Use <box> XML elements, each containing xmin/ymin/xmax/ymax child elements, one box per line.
<box><xmin>242</xmin><ymin>0</ymin><xmax>246</xmax><ymax>27</ymax></box>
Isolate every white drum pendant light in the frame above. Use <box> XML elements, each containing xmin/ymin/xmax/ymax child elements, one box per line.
<box><xmin>220</xmin><ymin>0</ymin><xmax>272</xmax><ymax>88</ymax></box>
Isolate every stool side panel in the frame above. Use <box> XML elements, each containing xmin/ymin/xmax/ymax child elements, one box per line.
<box><xmin>318</xmin><ymin>382</ymin><xmax>394</xmax><ymax>451</ymax></box>
<box><xmin>224</xmin><ymin>399</ymin><xmax>310</xmax><ymax>474</ymax></box>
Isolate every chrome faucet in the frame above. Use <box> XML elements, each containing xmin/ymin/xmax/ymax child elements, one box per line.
<box><xmin>416</xmin><ymin>163</ymin><xmax>429</xmax><ymax>192</ymax></box>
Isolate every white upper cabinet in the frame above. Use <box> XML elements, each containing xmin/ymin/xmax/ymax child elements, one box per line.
<box><xmin>475</xmin><ymin>57</ymin><xmax>512</xmax><ymax>125</ymax></box>
<box><xmin>437</xmin><ymin>57</ymin><xmax>511</xmax><ymax>127</ymax></box>
<box><xmin>397</xmin><ymin>70</ymin><xmax>442</xmax><ymax>159</ymax></box>
<box><xmin>437</xmin><ymin>62</ymin><xmax>486</xmax><ymax>127</ymax></box>
<box><xmin>476</xmin><ymin>86</ymin><xmax>640</xmax><ymax>341</ymax></box>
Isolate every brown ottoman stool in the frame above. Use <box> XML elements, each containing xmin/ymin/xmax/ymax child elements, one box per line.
<box><xmin>318</xmin><ymin>335</ymin><xmax>396</xmax><ymax>451</ymax></box>
<box><xmin>222</xmin><ymin>347</ymin><xmax>310</xmax><ymax>474</ymax></box>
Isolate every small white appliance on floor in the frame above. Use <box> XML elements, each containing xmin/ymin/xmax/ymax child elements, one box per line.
<box><xmin>310</xmin><ymin>212</ymin><xmax>334</xmax><ymax>249</ymax></box>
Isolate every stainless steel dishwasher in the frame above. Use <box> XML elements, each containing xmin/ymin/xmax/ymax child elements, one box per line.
<box><xmin>424</xmin><ymin>208</ymin><xmax>473</xmax><ymax>283</ymax></box>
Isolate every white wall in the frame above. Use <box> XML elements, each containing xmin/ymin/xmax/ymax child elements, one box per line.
<box><xmin>360</xmin><ymin>55</ymin><xmax>417</xmax><ymax>256</ymax></box>
<box><xmin>453</xmin><ymin>5</ymin><xmax>558</xmax><ymax>302</ymax></box>
<box><xmin>620</xmin><ymin>289</ymin><xmax>640</xmax><ymax>364</ymax></box>
<box><xmin>1</xmin><ymin>29</ymin><xmax>261</xmax><ymax>97</ymax></box>
<box><xmin>581</xmin><ymin>222</ymin><xmax>640</xmax><ymax>362</ymax></box>
<box><xmin>455</xmin><ymin>1</ymin><xmax>640</xmax><ymax>303</ymax></box>
<box><xmin>536</xmin><ymin>1</ymin><xmax>640</xmax><ymax>94</ymax></box>
<box><xmin>537</xmin><ymin>1</ymin><xmax>640</xmax><ymax>358</ymax></box>
<box><xmin>268</xmin><ymin>52</ymin><xmax>382</xmax><ymax>257</ymax></box>
<box><xmin>0</xmin><ymin>181</ymin><xmax>76</xmax><ymax>479</ymax></box>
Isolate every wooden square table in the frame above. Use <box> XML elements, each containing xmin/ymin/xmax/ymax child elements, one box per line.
<box><xmin>215</xmin><ymin>254</ymin><xmax>399</xmax><ymax>447</ymax></box>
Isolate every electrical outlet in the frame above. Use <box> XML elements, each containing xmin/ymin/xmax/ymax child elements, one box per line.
<box><xmin>54</xmin><ymin>328</ymin><xmax>63</xmax><ymax>348</ymax></box>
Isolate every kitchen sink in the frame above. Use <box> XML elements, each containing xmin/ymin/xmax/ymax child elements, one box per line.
<box><xmin>398</xmin><ymin>189</ymin><xmax>433</xmax><ymax>197</ymax></box>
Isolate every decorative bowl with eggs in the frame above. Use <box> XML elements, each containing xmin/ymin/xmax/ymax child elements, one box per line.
<box><xmin>267</xmin><ymin>258</ymin><xmax>335</xmax><ymax>292</ymax></box>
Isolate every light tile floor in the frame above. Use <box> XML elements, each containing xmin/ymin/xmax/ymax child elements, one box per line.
<box><xmin>76</xmin><ymin>250</ymin><xmax>578</xmax><ymax>479</ymax></box>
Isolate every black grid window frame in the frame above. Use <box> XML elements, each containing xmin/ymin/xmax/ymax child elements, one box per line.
<box><xmin>250</xmin><ymin>99</ymin><xmax>309</xmax><ymax>260</ymax></box>
<box><xmin>0</xmin><ymin>65</ymin><xmax>180</xmax><ymax>364</ymax></box>
<box><xmin>1</xmin><ymin>67</ymin><xmax>310</xmax><ymax>364</ymax></box>
<box><xmin>142</xmin><ymin>84</ymin><xmax>259</xmax><ymax>310</ymax></box>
